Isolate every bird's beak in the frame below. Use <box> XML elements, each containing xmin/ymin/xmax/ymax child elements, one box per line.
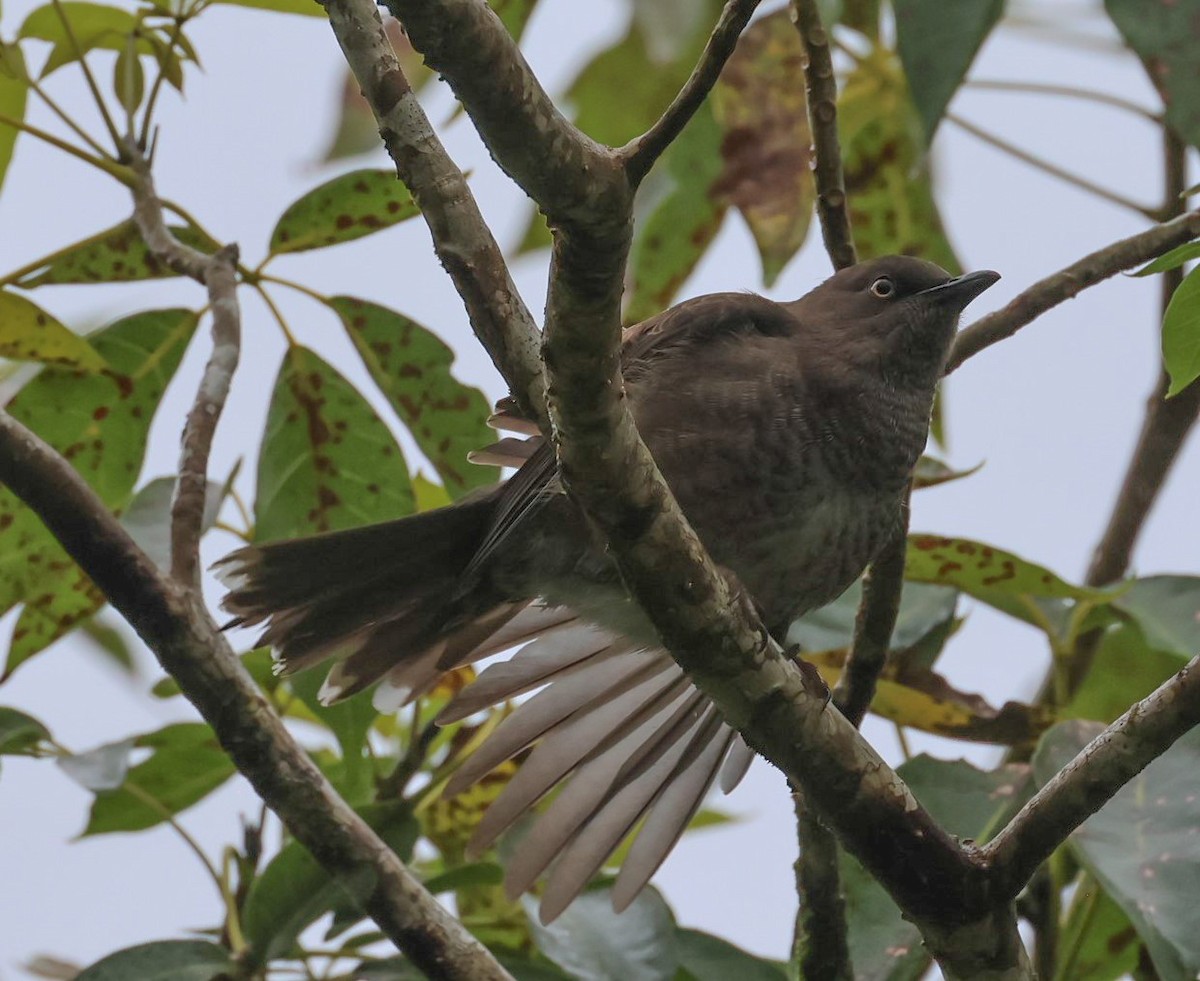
<box><xmin>921</xmin><ymin>270</ymin><xmax>1001</xmax><ymax>309</ymax></box>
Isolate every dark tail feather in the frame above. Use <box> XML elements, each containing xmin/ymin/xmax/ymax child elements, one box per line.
<box><xmin>216</xmin><ymin>493</ymin><xmax>506</xmax><ymax>701</ymax></box>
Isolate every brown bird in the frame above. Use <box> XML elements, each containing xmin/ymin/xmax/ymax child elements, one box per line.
<box><xmin>218</xmin><ymin>255</ymin><xmax>998</xmax><ymax>921</ymax></box>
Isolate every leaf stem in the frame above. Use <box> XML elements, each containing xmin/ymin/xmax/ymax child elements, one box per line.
<box><xmin>139</xmin><ymin>16</ymin><xmax>187</xmax><ymax>146</ymax></box>
<box><xmin>121</xmin><ymin>781</ymin><xmax>223</xmax><ymax>889</ymax></box>
<box><xmin>50</xmin><ymin>0</ymin><xmax>123</xmax><ymax>149</ymax></box>
<box><xmin>965</xmin><ymin>79</ymin><xmax>1159</xmax><ymax>122</ymax></box>
<box><xmin>0</xmin><ymin>111</ymin><xmax>135</xmax><ymax>186</ymax></box>
<box><xmin>259</xmin><ymin>271</ymin><xmax>331</xmax><ymax>304</ymax></box>
<box><xmin>255</xmin><ymin>283</ymin><xmax>299</xmax><ymax>345</ymax></box>
<box><xmin>27</xmin><ymin>78</ymin><xmax>113</xmax><ymax>157</ymax></box>
<box><xmin>946</xmin><ymin>112</ymin><xmax>1158</xmax><ymax>219</ymax></box>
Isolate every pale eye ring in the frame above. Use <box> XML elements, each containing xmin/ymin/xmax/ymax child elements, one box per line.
<box><xmin>870</xmin><ymin>276</ymin><xmax>895</xmax><ymax>298</ymax></box>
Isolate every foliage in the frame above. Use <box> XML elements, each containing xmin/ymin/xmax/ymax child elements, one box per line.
<box><xmin>1</xmin><ymin>0</ymin><xmax>1199</xmax><ymax>978</ymax></box>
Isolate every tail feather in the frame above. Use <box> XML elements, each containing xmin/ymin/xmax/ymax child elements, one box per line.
<box><xmin>216</xmin><ymin>494</ymin><xmax>502</xmax><ymax>696</ymax></box>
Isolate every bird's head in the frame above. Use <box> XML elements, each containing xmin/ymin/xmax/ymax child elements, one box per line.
<box><xmin>796</xmin><ymin>255</ymin><xmax>999</xmax><ymax>385</ymax></box>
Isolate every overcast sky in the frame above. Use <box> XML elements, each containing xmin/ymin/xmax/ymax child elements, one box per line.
<box><xmin>0</xmin><ymin>0</ymin><xmax>1195</xmax><ymax>974</ymax></box>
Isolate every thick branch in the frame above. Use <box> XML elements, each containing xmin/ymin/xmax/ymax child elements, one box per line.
<box><xmin>946</xmin><ymin>209</ymin><xmax>1200</xmax><ymax>372</ymax></box>
<box><xmin>621</xmin><ymin>0</ymin><xmax>764</xmax><ymax>184</ymax></box>
<box><xmin>125</xmin><ymin>145</ymin><xmax>240</xmax><ymax>587</ymax></box>
<box><xmin>791</xmin><ymin>0</ymin><xmax>856</xmax><ymax>270</ymax></box>
<box><xmin>384</xmin><ymin>0</ymin><xmax>613</xmax><ymax>228</ymax></box>
<box><xmin>323</xmin><ymin>0</ymin><xmax>544</xmax><ymax>418</ymax></box>
<box><xmin>0</xmin><ymin>412</ymin><xmax>511</xmax><ymax>981</ymax></box>
<box><xmin>984</xmin><ymin>655</ymin><xmax>1200</xmax><ymax>899</ymax></box>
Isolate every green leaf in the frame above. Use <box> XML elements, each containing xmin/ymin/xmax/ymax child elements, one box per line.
<box><xmin>489</xmin><ymin>0</ymin><xmax>539</xmax><ymax>38</ymax></box>
<box><xmin>1064</xmin><ymin>622</ymin><xmax>1186</xmax><ymax>723</ymax></box>
<box><xmin>119</xmin><ymin>476</ymin><xmax>223</xmax><ymax>571</ymax></box>
<box><xmin>839</xmin><ymin>47</ymin><xmax>959</xmax><ymax>271</ymax></box>
<box><xmin>789</xmin><ymin>579</ymin><xmax>958</xmax><ymax>654</ymax></box>
<box><xmin>893</xmin><ymin>0</ymin><xmax>1003</xmax><ymax>141</ymax></box>
<box><xmin>1134</xmin><ymin>241</ymin><xmax>1200</xmax><ymax>277</ymax></box>
<box><xmin>1160</xmin><ymin>265</ymin><xmax>1200</xmax><ymax>396</ymax></box>
<box><xmin>242</xmin><ymin>802</ymin><xmax>419</xmax><ymax>964</ymax></box>
<box><xmin>210</xmin><ymin>0</ymin><xmax>325</xmax><ymax>16</ymax></box>
<box><xmin>710</xmin><ymin>9</ymin><xmax>814</xmax><ymax>286</ymax></box>
<box><xmin>75</xmin><ymin>940</ymin><xmax>234</xmax><ymax>981</ymax></box>
<box><xmin>1106</xmin><ymin>0</ymin><xmax>1200</xmax><ymax>150</ymax></box>
<box><xmin>13</xmin><ymin>220</ymin><xmax>220</xmax><ymax>287</ymax></box>
<box><xmin>19</xmin><ymin>2</ymin><xmax>148</xmax><ymax>77</ymax></box>
<box><xmin>0</xmin><ymin>308</ymin><xmax>198</xmax><ymax>677</ymax></box>
<box><xmin>843</xmin><ymin>757</ymin><xmax>1031</xmax><ymax>980</ymax></box>
<box><xmin>1055</xmin><ymin>879</ymin><xmax>1142</xmax><ymax>981</ymax></box>
<box><xmin>288</xmin><ymin>667</ymin><xmax>376</xmax><ymax>803</ymax></box>
<box><xmin>268</xmin><ymin>169</ymin><xmax>420</xmax><ymax>255</ymax></box>
<box><xmin>526</xmin><ymin>886</ymin><xmax>679</xmax><ymax>981</ymax></box>
<box><xmin>328</xmin><ymin>297</ymin><xmax>496</xmax><ymax>497</ymax></box>
<box><xmin>82</xmin><ymin>723</ymin><xmax>236</xmax><ymax>835</ymax></box>
<box><xmin>905</xmin><ymin>534</ymin><xmax>1111</xmax><ymax>626</ymax></box>
<box><xmin>567</xmin><ymin>1</ymin><xmax>722</xmax><ymax>145</ymax></box>
<box><xmin>676</xmin><ymin>929</ymin><xmax>787</xmax><ymax>980</ymax></box>
<box><xmin>78</xmin><ymin>614</ymin><xmax>136</xmax><ymax>674</ymax></box>
<box><xmin>0</xmin><ymin>290</ymin><xmax>106</xmax><ymax>369</ymax></box>
<box><xmin>625</xmin><ymin>102</ymin><xmax>727</xmax><ymax>323</ymax></box>
<box><xmin>254</xmin><ymin>345</ymin><xmax>415</xmax><ymax>541</ymax></box>
<box><xmin>113</xmin><ymin>41</ymin><xmax>144</xmax><ymax>115</ymax></box>
<box><xmin>421</xmin><ymin>860</ymin><xmax>504</xmax><ymax>895</ymax></box>
<box><xmin>0</xmin><ymin>705</ymin><xmax>51</xmax><ymax>754</ymax></box>
<box><xmin>1113</xmin><ymin>575</ymin><xmax>1200</xmax><ymax>658</ymax></box>
<box><xmin>0</xmin><ymin>42</ymin><xmax>28</xmax><ymax>198</ymax></box>
<box><xmin>912</xmin><ymin>455</ymin><xmax>982</xmax><ymax>490</ymax></box>
<box><xmin>1035</xmin><ymin>722</ymin><xmax>1200</xmax><ymax>980</ymax></box>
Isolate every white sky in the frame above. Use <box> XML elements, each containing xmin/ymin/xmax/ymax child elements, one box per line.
<box><xmin>0</xmin><ymin>0</ymin><xmax>1195</xmax><ymax>974</ymax></box>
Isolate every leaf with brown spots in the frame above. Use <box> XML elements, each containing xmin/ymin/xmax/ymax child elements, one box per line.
<box><xmin>13</xmin><ymin>220</ymin><xmax>220</xmax><ymax>287</ymax></box>
<box><xmin>710</xmin><ymin>9</ymin><xmax>814</xmax><ymax>287</ymax></box>
<box><xmin>329</xmin><ymin>297</ymin><xmax>496</xmax><ymax>497</ymax></box>
<box><xmin>267</xmin><ymin>169</ymin><xmax>420</xmax><ymax>256</ymax></box>
<box><xmin>0</xmin><ymin>308</ymin><xmax>199</xmax><ymax>679</ymax></box>
<box><xmin>254</xmin><ymin>345</ymin><xmax>415</xmax><ymax>542</ymax></box>
<box><xmin>0</xmin><ymin>290</ymin><xmax>106</xmax><ymax>370</ymax></box>
<box><xmin>625</xmin><ymin>102</ymin><xmax>728</xmax><ymax>323</ymax></box>
<box><xmin>1035</xmin><ymin>722</ymin><xmax>1200</xmax><ymax>979</ymax></box>
<box><xmin>905</xmin><ymin>534</ymin><xmax>1114</xmax><ymax>626</ymax></box>
<box><xmin>839</xmin><ymin>47</ymin><xmax>960</xmax><ymax>271</ymax></box>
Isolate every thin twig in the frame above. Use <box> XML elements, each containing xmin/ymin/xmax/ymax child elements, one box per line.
<box><xmin>324</xmin><ymin>0</ymin><xmax>545</xmax><ymax>421</ymax></box>
<box><xmin>791</xmin><ymin>791</ymin><xmax>853</xmax><ymax>980</ymax></box>
<box><xmin>28</xmin><ymin>78</ymin><xmax>113</xmax><ymax>157</ymax></box>
<box><xmin>125</xmin><ymin>142</ymin><xmax>241</xmax><ymax>588</ymax></box>
<box><xmin>946</xmin><ymin>208</ymin><xmax>1200</xmax><ymax>371</ymax></box>
<box><xmin>791</xmin><ymin>0</ymin><xmax>855</xmax><ymax>269</ymax></box>
<box><xmin>0</xmin><ymin>410</ymin><xmax>513</xmax><ymax>981</ymax></box>
<box><xmin>833</xmin><ymin>496</ymin><xmax>910</xmax><ymax>728</ymax></box>
<box><xmin>947</xmin><ymin>113</ymin><xmax>1157</xmax><ymax>219</ymax></box>
<box><xmin>621</xmin><ymin>0</ymin><xmax>763</xmax><ymax>184</ymax></box>
<box><xmin>983</xmin><ymin>654</ymin><xmax>1200</xmax><ymax>899</ymax></box>
<box><xmin>965</xmin><ymin>79</ymin><xmax>1160</xmax><ymax>122</ymax></box>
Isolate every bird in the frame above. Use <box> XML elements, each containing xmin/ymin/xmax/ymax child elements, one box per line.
<box><xmin>217</xmin><ymin>255</ymin><xmax>998</xmax><ymax>922</ymax></box>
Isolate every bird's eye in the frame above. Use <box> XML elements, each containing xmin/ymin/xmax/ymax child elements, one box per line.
<box><xmin>869</xmin><ymin>277</ymin><xmax>895</xmax><ymax>298</ymax></box>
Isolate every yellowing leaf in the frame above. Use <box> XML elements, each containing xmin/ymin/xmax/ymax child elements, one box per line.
<box><xmin>711</xmin><ymin>10</ymin><xmax>814</xmax><ymax>286</ymax></box>
<box><xmin>0</xmin><ymin>290</ymin><xmax>106</xmax><ymax>370</ymax></box>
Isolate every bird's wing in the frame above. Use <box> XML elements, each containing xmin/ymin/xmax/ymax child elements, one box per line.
<box><xmin>465</xmin><ymin>292</ymin><xmax>801</xmax><ymax>571</ymax></box>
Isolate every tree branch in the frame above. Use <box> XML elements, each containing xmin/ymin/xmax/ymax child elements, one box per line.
<box><xmin>0</xmin><ymin>412</ymin><xmax>512</xmax><ymax>981</ymax></box>
<box><xmin>946</xmin><ymin>209</ymin><xmax>1200</xmax><ymax>372</ymax></box>
<box><xmin>791</xmin><ymin>0</ymin><xmax>856</xmax><ymax>270</ymax></box>
<box><xmin>833</xmin><ymin>499</ymin><xmax>910</xmax><ymax>727</ymax></box>
<box><xmin>792</xmin><ymin>792</ymin><xmax>853</xmax><ymax>980</ymax></box>
<box><xmin>983</xmin><ymin>654</ymin><xmax>1200</xmax><ymax>900</ymax></box>
<box><xmin>1085</xmin><ymin>126</ymin><xmax>1198</xmax><ymax>588</ymax></box>
<box><xmin>322</xmin><ymin>0</ymin><xmax>545</xmax><ymax>419</ymax></box>
<box><xmin>124</xmin><ymin>143</ymin><xmax>240</xmax><ymax>588</ymax></box>
<box><xmin>620</xmin><ymin>0</ymin><xmax>764</xmax><ymax>184</ymax></box>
